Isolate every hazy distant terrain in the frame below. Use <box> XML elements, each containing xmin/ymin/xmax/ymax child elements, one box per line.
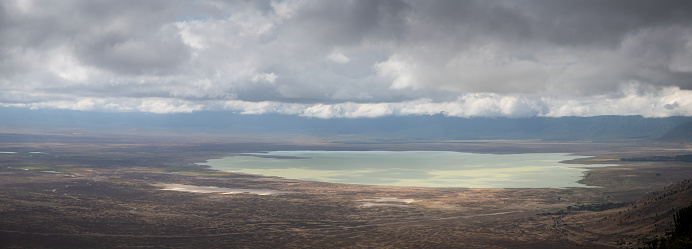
<box><xmin>3</xmin><ymin>107</ymin><xmax>691</xmax><ymax>141</ymax></box>
<box><xmin>658</xmin><ymin>121</ymin><xmax>692</xmax><ymax>142</ymax></box>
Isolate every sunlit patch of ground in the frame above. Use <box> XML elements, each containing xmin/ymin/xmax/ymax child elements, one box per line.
<box><xmin>155</xmin><ymin>183</ymin><xmax>294</xmax><ymax>195</ymax></box>
<box><xmin>357</xmin><ymin>197</ymin><xmax>415</xmax><ymax>207</ymax></box>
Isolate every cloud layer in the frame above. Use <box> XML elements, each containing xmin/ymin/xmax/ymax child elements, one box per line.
<box><xmin>1</xmin><ymin>0</ymin><xmax>691</xmax><ymax>118</ymax></box>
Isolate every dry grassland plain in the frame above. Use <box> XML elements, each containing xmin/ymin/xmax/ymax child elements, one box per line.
<box><xmin>1</xmin><ymin>128</ymin><xmax>691</xmax><ymax>248</ymax></box>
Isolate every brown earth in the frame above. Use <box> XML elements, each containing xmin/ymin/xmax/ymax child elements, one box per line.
<box><xmin>1</xmin><ymin>128</ymin><xmax>692</xmax><ymax>248</ymax></box>
<box><xmin>559</xmin><ymin>179</ymin><xmax>692</xmax><ymax>247</ymax></box>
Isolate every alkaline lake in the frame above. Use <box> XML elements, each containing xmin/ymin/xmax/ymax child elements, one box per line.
<box><xmin>201</xmin><ymin>151</ymin><xmax>614</xmax><ymax>188</ymax></box>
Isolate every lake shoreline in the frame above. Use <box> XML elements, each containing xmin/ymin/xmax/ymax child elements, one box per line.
<box><xmin>201</xmin><ymin>150</ymin><xmax>617</xmax><ymax>189</ymax></box>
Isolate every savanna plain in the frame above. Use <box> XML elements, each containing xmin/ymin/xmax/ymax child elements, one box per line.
<box><xmin>1</xmin><ymin>128</ymin><xmax>692</xmax><ymax>248</ymax></box>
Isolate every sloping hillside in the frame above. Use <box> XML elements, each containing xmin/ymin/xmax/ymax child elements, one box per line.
<box><xmin>659</xmin><ymin>121</ymin><xmax>692</xmax><ymax>142</ymax></box>
<box><xmin>560</xmin><ymin>179</ymin><xmax>692</xmax><ymax>247</ymax></box>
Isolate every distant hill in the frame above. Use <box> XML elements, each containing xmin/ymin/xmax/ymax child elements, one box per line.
<box><xmin>658</xmin><ymin>121</ymin><xmax>692</xmax><ymax>142</ymax></box>
<box><xmin>1</xmin><ymin>107</ymin><xmax>691</xmax><ymax>141</ymax></box>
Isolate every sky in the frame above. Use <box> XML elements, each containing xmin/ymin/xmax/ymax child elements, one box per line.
<box><xmin>1</xmin><ymin>0</ymin><xmax>692</xmax><ymax>118</ymax></box>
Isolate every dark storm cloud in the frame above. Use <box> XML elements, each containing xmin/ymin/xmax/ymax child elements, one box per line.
<box><xmin>368</xmin><ymin>0</ymin><xmax>692</xmax><ymax>93</ymax></box>
<box><xmin>288</xmin><ymin>0</ymin><xmax>411</xmax><ymax>45</ymax></box>
<box><xmin>525</xmin><ymin>0</ymin><xmax>692</xmax><ymax>46</ymax></box>
<box><xmin>0</xmin><ymin>0</ymin><xmax>691</xmax><ymax>117</ymax></box>
<box><xmin>75</xmin><ymin>26</ymin><xmax>191</xmax><ymax>75</ymax></box>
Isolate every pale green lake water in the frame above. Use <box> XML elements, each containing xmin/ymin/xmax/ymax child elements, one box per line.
<box><xmin>201</xmin><ymin>151</ymin><xmax>614</xmax><ymax>188</ymax></box>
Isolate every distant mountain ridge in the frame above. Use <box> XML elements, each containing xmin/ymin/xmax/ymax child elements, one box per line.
<box><xmin>1</xmin><ymin>107</ymin><xmax>691</xmax><ymax>141</ymax></box>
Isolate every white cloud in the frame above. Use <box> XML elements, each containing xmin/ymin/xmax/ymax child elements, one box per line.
<box><xmin>218</xmin><ymin>84</ymin><xmax>692</xmax><ymax>118</ymax></box>
<box><xmin>1</xmin><ymin>98</ymin><xmax>206</xmax><ymax>114</ymax></box>
<box><xmin>251</xmin><ymin>72</ymin><xmax>278</xmax><ymax>83</ymax></box>
<box><xmin>271</xmin><ymin>0</ymin><xmax>303</xmax><ymax>20</ymax></box>
<box><xmin>327</xmin><ymin>50</ymin><xmax>350</xmax><ymax>63</ymax></box>
<box><xmin>2</xmin><ymin>83</ymin><xmax>691</xmax><ymax>118</ymax></box>
<box><xmin>1</xmin><ymin>0</ymin><xmax>691</xmax><ymax>118</ymax></box>
<box><xmin>47</xmin><ymin>46</ymin><xmax>91</xmax><ymax>82</ymax></box>
<box><xmin>374</xmin><ymin>55</ymin><xmax>414</xmax><ymax>89</ymax></box>
<box><xmin>543</xmin><ymin>84</ymin><xmax>692</xmax><ymax>118</ymax></box>
<box><xmin>136</xmin><ymin>98</ymin><xmax>205</xmax><ymax>114</ymax></box>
